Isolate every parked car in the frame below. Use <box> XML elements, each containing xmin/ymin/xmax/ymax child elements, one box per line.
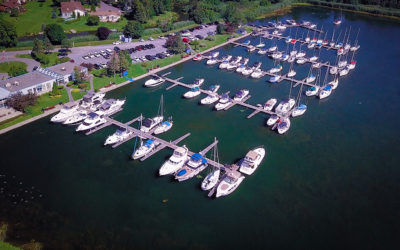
<box><xmin>182</xmin><ymin>38</ymin><xmax>190</xmax><ymax>43</ymax></box>
<box><xmin>112</xmin><ymin>41</ymin><xmax>121</xmax><ymax>45</ymax></box>
<box><xmin>114</xmin><ymin>46</ymin><xmax>120</xmax><ymax>52</ymax></box>
<box><xmin>139</xmin><ymin>38</ymin><xmax>145</xmax><ymax>42</ymax></box>
<box><xmin>106</xmin><ymin>49</ymin><xmax>112</xmax><ymax>53</ymax></box>
<box><xmin>195</xmin><ymin>35</ymin><xmax>204</xmax><ymax>40</ymax></box>
<box><xmin>58</xmin><ymin>52</ymin><xmax>68</xmax><ymax>57</ymax></box>
<box><xmin>148</xmin><ymin>37</ymin><xmax>154</xmax><ymax>41</ymax></box>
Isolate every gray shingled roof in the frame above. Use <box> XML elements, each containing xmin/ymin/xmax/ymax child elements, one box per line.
<box><xmin>46</xmin><ymin>62</ymin><xmax>83</xmax><ymax>76</ymax></box>
<box><xmin>0</xmin><ymin>71</ymin><xmax>54</xmax><ymax>93</ymax></box>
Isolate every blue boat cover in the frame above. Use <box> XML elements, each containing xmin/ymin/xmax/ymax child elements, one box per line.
<box><xmin>162</xmin><ymin>121</ymin><xmax>171</xmax><ymax>126</ymax></box>
<box><xmin>191</xmin><ymin>87</ymin><xmax>199</xmax><ymax>91</ymax></box>
<box><xmin>221</xmin><ymin>94</ymin><xmax>229</xmax><ymax>99</ymax></box>
<box><xmin>310</xmin><ymin>86</ymin><xmax>316</xmax><ymax>91</ymax></box>
<box><xmin>236</xmin><ymin>90</ymin><xmax>243</xmax><ymax>97</ymax></box>
<box><xmin>88</xmin><ymin>112</ymin><xmax>98</xmax><ymax>118</ymax></box>
<box><xmin>191</xmin><ymin>153</ymin><xmax>202</xmax><ymax>161</ymax></box>
<box><xmin>209</xmin><ymin>85</ymin><xmax>215</xmax><ymax>90</ymax></box>
<box><xmin>298</xmin><ymin>104</ymin><xmax>307</xmax><ymax>109</ymax></box>
<box><xmin>177</xmin><ymin>169</ymin><xmax>187</xmax><ymax>176</ymax></box>
<box><xmin>202</xmin><ymin>158</ymin><xmax>208</xmax><ymax>164</ymax></box>
<box><xmin>324</xmin><ymin>85</ymin><xmax>332</xmax><ymax>91</ymax></box>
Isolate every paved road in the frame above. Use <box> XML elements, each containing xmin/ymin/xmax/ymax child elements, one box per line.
<box><xmin>0</xmin><ymin>55</ymin><xmax>40</xmax><ymax>71</ymax></box>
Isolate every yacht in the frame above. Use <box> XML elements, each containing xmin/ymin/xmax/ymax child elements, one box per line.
<box><xmin>159</xmin><ymin>145</ymin><xmax>189</xmax><ymax>176</ymax></box>
<box><xmin>319</xmin><ymin>85</ymin><xmax>332</xmax><ymax>99</ymax></box>
<box><xmin>51</xmin><ymin>103</ymin><xmax>79</xmax><ymax>123</ymax></box>
<box><xmin>305</xmin><ymin>86</ymin><xmax>319</xmax><ymax>96</ymax></box>
<box><xmin>328</xmin><ymin>78</ymin><xmax>339</xmax><ymax>89</ymax></box>
<box><xmin>269</xmin><ymin>65</ymin><xmax>283</xmax><ymax>74</ymax></box>
<box><xmin>104</xmin><ymin>128</ymin><xmax>133</xmax><ymax>145</ymax></box>
<box><xmin>269</xmin><ymin>75</ymin><xmax>281</xmax><ymax>83</ymax></box>
<box><xmin>97</xmin><ymin>99</ymin><xmax>125</xmax><ymax>116</ymax></box>
<box><xmin>205</xmin><ymin>85</ymin><xmax>220</xmax><ymax>94</ymax></box>
<box><xmin>275</xmin><ymin>98</ymin><xmax>295</xmax><ymax>115</ymax></box>
<box><xmin>175</xmin><ymin>153</ymin><xmax>208</xmax><ymax>182</ymax></box>
<box><xmin>215</xmin><ymin>169</ymin><xmax>245</xmax><ymax>198</ymax></box>
<box><xmin>338</xmin><ymin>60</ymin><xmax>347</xmax><ymax>68</ymax></box>
<box><xmin>219</xmin><ymin>58</ymin><xmax>231</xmax><ymax>69</ymax></box>
<box><xmin>63</xmin><ymin>110</ymin><xmax>88</xmax><ymax>125</ymax></box>
<box><xmin>309</xmin><ymin>56</ymin><xmax>318</xmax><ymax>62</ymax></box>
<box><xmin>201</xmin><ymin>168</ymin><xmax>220</xmax><ymax>191</ymax></box>
<box><xmin>250</xmin><ymin>69</ymin><xmax>263</xmax><ymax>78</ymax></box>
<box><xmin>76</xmin><ymin>112</ymin><xmax>107</xmax><ymax>132</ymax></box>
<box><xmin>183</xmin><ymin>87</ymin><xmax>201</xmax><ymax>98</ymax></box>
<box><xmin>257</xmin><ymin>49</ymin><xmax>267</xmax><ymax>55</ymax></box>
<box><xmin>200</xmin><ymin>93</ymin><xmax>219</xmax><ymax>105</ymax></box>
<box><xmin>153</xmin><ymin>119</ymin><xmax>173</xmax><ymax>135</ymax></box>
<box><xmin>215</xmin><ymin>93</ymin><xmax>232</xmax><ymax>111</ymax></box>
<box><xmin>132</xmin><ymin>139</ymin><xmax>159</xmax><ymax>160</ymax></box>
<box><xmin>210</xmin><ymin>51</ymin><xmax>220</xmax><ymax>58</ymax></box>
<box><xmin>266</xmin><ymin>114</ymin><xmax>279</xmax><ymax>126</ymax></box>
<box><xmin>306</xmin><ymin>74</ymin><xmax>316</xmax><ymax>83</ymax></box>
<box><xmin>239</xmin><ymin>147</ymin><xmax>266</xmax><ymax>175</ymax></box>
<box><xmin>80</xmin><ymin>91</ymin><xmax>105</xmax><ymax>109</ymax></box>
<box><xmin>226</xmin><ymin>56</ymin><xmax>242</xmax><ymax>70</ymax></box>
<box><xmin>88</xmin><ymin>99</ymin><xmax>103</xmax><ymax>112</ymax></box>
<box><xmin>277</xmin><ymin>117</ymin><xmax>291</xmax><ymax>134</ymax></box>
<box><xmin>206</xmin><ymin>57</ymin><xmax>219</xmax><ymax>65</ymax></box>
<box><xmin>140</xmin><ymin>116</ymin><xmax>163</xmax><ymax>133</ymax></box>
<box><xmin>241</xmin><ymin>66</ymin><xmax>254</xmax><ymax>76</ymax></box>
<box><xmin>263</xmin><ymin>98</ymin><xmax>277</xmax><ymax>111</ymax></box>
<box><xmin>233</xmin><ymin>89</ymin><xmax>249</xmax><ymax>102</ymax></box>
<box><xmin>190</xmin><ymin>78</ymin><xmax>204</xmax><ymax>88</ymax></box>
<box><xmin>144</xmin><ymin>75</ymin><xmax>165</xmax><ymax>87</ymax></box>
<box><xmin>235</xmin><ymin>58</ymin><xmax>249</xmax><ymax>73</ymax></box>
<box><xmin>288</xmin><ymin>69</ymin><xmax>296</xmax><ymax>77</ymax></box>
<box><xmin>268</xmin><ymin>46</ymin><xmax>277</xmax><ymax>52</ymax></box>
<box><xmin>291</xmin><ymin>104</ymin><xmax>307</xmax><ymax>117</ymax></box>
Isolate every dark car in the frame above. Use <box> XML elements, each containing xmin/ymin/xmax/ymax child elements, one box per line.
<box><xmin>195</xmin><ymin>35</ymin><xmax>204</xmax><ymax>40</ymax></box>
<box><xmin>144</xmin><ymin>44</ymin><xmax>153</xmax><ymax>49</ymax></box>
<box><xmin>207</xmin><ymin>31</ymin><xmax>214</xmax><ymax>36</ymax></box>
<box><xmin>94</xmin><ymin>64</ymin><xmax>101</xmax><ymax>69</ymax></box>
<box><xmin>58</xmin><ymin>52</ymin><xmax>68</xmax><ymax>57</ymax></box>
<box><xmin>195</xmin><ymin>26</ymin><xmax>202</xmax><ymax>30</ymax></box>
<box><xmin>114</xmin><ymin>46</ymin><xmax>120</xmax><ymax>52</ymax></box>
<box><xmin>156</xmin><ymin>53</ymin><xmax>166</xmax><ymax>59</ymax></box>
<box><xmin>189</xmin><ymin>28</ymin><xmax>195</xmax><ymax>32</ymax></box>
<box><xmin>135</xmin><ymin>45</ymin><xmax>142</xmax><ymax>51</ymax></box>
<box><xmin>145</xmin><ymin>55</ymin><xmax>156</xmax><ymax>61</ymax></box>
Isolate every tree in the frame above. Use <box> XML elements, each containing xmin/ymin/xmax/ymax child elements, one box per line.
<box><xmin>158</xmin><ymin>20</ymin><xmax>173</xmax><ymax>32</ymax></box>
<box><xmin>107</xmin><ymin>52</ymin><xmax>120</xmax><ymax>77</ymax></box>
<box><xmin>153</xmin><ymin>0</ymin><xmax>165</xmax><ymax>15</ymax></box>
<box><xmin>190</xmin><ymin>40</ymin><xmax>200</xmax><ymax>50</ymax></box>
<box><xmin>44</xmin><ymin>24</ymin><xmax>66</xmax><ymax>44</ymax></box>
<box><xmin>61</xmin><ymin>39</ymin><xmax>73</xmax><ymax>51</ymax></box>
<box><xmin>5</xmin><ymin>93</ymin><xmax>38</xmax><ymax>112</ymax></box>
<box><xmin>10</xmin><ymin>8</ymin><xmax>19</xmax><ymax>17</ymax></box>
<box><xmin>123</xmin><ymin>21</ymin><xmax>143</xmax><ymax>39</ymax></box>
<box><xmin>165</xmin><ymin>35</ymin><xmax>186</xmax><ymax>54</ymax></box>
<box><xmin>87</xmin><ymin>15</ymin><xmax>99</xmax><ymax>26</ymax></box>
<box><xmin>131</xmin><ymin>0</ymin><xmax>148</xmax><ymax>23</ymax></box>
<box><xmin>96</xmin><ymin>27</ymin><xmax>111</xmax><ymax>40</ymax></box>
<box><xmin>191</xmin><ymin>4</ymin><xmax>208</xmax><ymax>24</ymax></box>
<box><xmin>31</xmin><ymin>38</ymin><xmax>44</xmax><ymax>56</ymax></box>
<box><xmin>119</xmin><ymin>51</ymin><xmax>130</xmax><ymax>73</ymax></box>
<box><xmin>73</xmin><ymin>66</ymin><xmax>84</xmax><ymax>84</ymax></box>
<box><xmin>0</xmin><ymin>20</ymin><xmax>18</xmax><ymax>48</ymax></box>
<box><xmin>43</xmin><ymin>37</ymin><xmax>54</xmax><ymax>54</ymax></box>
<box><xmin>216</xmin><ymin>23</ymin><xmax>225</xmax><ymax>34</ymax></box>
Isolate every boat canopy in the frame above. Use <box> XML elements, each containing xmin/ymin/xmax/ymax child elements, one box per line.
<box><xmin>100</xmin><ymin>102</ymin><xmax>111</xmax><ymax>110</ymax></box>
<box><xmin>209</xmin><ymin>85</ymin><xmax>215</xmax><ymax>90</ymax></box>
<box><xmin>162</xmin><ymin>121</ymin><xmax>171</xmax><ymax>126</ymax></box>
<box><xmin>88</xmin><ymin>112</ymin><xmax>98</xmax><ymax>118</ymax></box>
<box><xmin>323</xmin><ymin>85</ymin><xmax>332</xmax><ymax>91</ymax></box>
<box><xmin>245</xmin><ymin>151</ymin><xmax>258</xmax><ymax>161</ymax></box>
<box><xmin>221</xmin><ymin>94</ymin><xmax>229</xmax><ymax>99</ymax></box>
<box><xmin>177</xmin><ymin>169</ymin><xmax>187</xmax><ymax>176</ymax></box>
<box><xmin>142</xmin><ymin>118</ymin><xmax>153</xmax><ymax>127</ymax></box>
<box><xmin>191</xmin><ymin>153</ymin><xmax>202</xmax><ymax>162</ymax></box>
<box><xmin>235</xmin><ymin>90</ymin><xmax>244</xmax><ymax>97</ymax></box>
<box><xmin>144</xmin><ymin>140</ymin><xmax>154</xmax><ymax>148</ymax></box>
<box><xmin>310</xmin><ymin>86</ymin><xmax>316</xmax><ymax>91</ymax></box>
<box><xmin>298</xmin><ymin>104</ymin><xmax>307</xmax><ymax>110</ymax></box>
<box><xmin>117</xmin><ymin>127</ymin><xmax>127</xmax><ymax>132</ymax></box>
<box><xmin>191</xmin><ymin>87</ymin><xmax>199</xmax><ymax>91</ymax></box>
<box><xmin>202</xmin><ymin>158</ymin><xmax>208</xmax><ymax>164</ymax></box>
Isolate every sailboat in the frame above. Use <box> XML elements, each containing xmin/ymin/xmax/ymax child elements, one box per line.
<box><xmin>275</xmin><ymin>80</ymin><xmax>295</xmax><ymax>116</ymax></box>
<box><xmin>306</xmin><ymin>68</ymin><xmax>322</xmax><ymax>96</ymax></box>
<box><xmin>140</xmin><ymin>96</ymin><xmax>164</xmax><ymax>133</ymax></box>
<box><xmin>256</xmin><ymin>37</ymin><xmax>265</xmax><ymax>48</ymax></box>
<box><xmin>319</xmin><ymin>68</ymin><xmax>333</xmax><ymax>99</ymax></box>
<box><xmin>132</xmin><ymin>116</ymin><xmax>160</xmax><ymax>160</ymax></box>
<box><xmin>201</xmin><ymin>142</ymin><xmax>220</xmax><ymax>191</ymax></box>
<box><xmin>291</xmin><ymin>83</ymin><xmax>307</xmax><ymax>117</ymax></box>
<box><xmin>305</xmin><ymin>66</ymin><xmax>316</xmax><ymax>83</ymax></box>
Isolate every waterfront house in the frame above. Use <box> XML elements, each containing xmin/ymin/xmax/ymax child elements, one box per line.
<box><xmin>61</xmin><ymin>1</ymin><xmax>86</xmax><ymax>19</ymax></box>
<box><xmin>90</xmin><ymin>2</ymin><xmax>122</xmax><ymax>23</ymax></box>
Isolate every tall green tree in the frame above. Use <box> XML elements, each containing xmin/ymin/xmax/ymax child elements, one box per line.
<box><xmin>61</xmin><ymin>39</ymin><xmax>73</xmax><ymax>51</ymax></box>
<box><xmin>131</xmin><ymin>0</ymin><xmax>148</xmax><ymax>23</ymax></box>
<box><xmin>153</xmin><ymin>0</ymin><xmax>165</xmax><ymax>15</ymax></box>
<box><xmin>31</xmin><ymin>38</ymin><xmax>44</xmax><ymax>56</ymax></box>
<box><xmin>0</xmin><ymin>20</ymin><xmax>18</xmax><ymax>48</ymax></box>
<box><xmin>44</xmin><ymin>24</ymin><xmax>66</xmax><ymax>44</ymax></box>
<box><xmin>123</xmin><ymin>21</ymin><xmax>143</xmax><ymax>39</ymax></box>
<box><xmin>43</xmin><ymin>37</ymin><xmax>54</xmax><ymax>54</ymax></box>
<box><xmin>107</xmin><ymin>52</ymin><xmax>120</xmax><ymax>77</ymax></box>
<box><xmin>165</xmin><ymin>35</ymin><xmax>186</xmax><ymax>54</ymax></box>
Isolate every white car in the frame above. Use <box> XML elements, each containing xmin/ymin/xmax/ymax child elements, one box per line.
<box><xmin>112</xmin><ymin>41</ymin><xmax>121</xmax><ymax>45</ymax></box>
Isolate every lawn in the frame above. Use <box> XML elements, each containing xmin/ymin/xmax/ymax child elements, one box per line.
<box><xmin>145</xmin><ymin>11</ymin><xmax>179</xmax><ymax>28</ymax></box>
<box><xmin>0</xmin><ymin>89</ymin><xmax>69</xmax><ymax>130</ymax></box>
<box><xmin>0</xmin><ymin>241</ymin><xmax>20</xmax><ymax>250</ymax></box>
<box><xmin>0</xmin><ymin>61</ymin><xmax>28</xmax><ymax>76</ymax></box>
<box><xmin>71</xmin><ymin>88</ymin><xmax>87</xmax><ymax>101</ymax></box>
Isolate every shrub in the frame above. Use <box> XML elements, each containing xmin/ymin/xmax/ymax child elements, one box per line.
<box><xmin>96</xmin><ymin>27</ymin><xmax>111</xmax><ymax>40</ymax></box>
<box><xmin>44</xmin><ymin>24</ymin><xmax>66</xmax><ymax>44</ymax></box>
<box><xmin>55</xmin><ymin>57</ymin><xmax>71</xmax><ymax>64</ymax></box>
<box><xmin>5</xmin><ymin>93</ymin><xmax>38</xmax><ymax>112</ymax></box>
<box><xmin>123</xmin><ymin>21</ymin><xmax>143</xmax><ymax>39</ymax></box>
<box><xmin>205</xmin><ymin>35</ymin><xmax>215</xmax><ymax>41</ymax></box>
<box><xmin>78</xmin><ymin>83</ymin><xmax>89</xmax><ymax>89</ymax></box>
<box><xmin>10</xmin><ymin>8</ymin><xmax>19</xmax><ymax>17</ymax></box>
<box><xmin>87</xmin><ymin>16</ymin><xmax>100</xmax><ymax>26</ymax></box>
<box><xmin>34</xmin><ymin>53</ymin><xmax>50</xmax><ymax>65</ymax></box>
<box><xmin>142</xmin><ymin>28</ymin><xmax>161</xmax><ymax>36</ymax></box>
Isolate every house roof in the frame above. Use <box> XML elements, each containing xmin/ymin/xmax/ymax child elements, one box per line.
<box><xmin>60</xmin><ymin>1</ymin><xmax>85</xmax><ymax>13</ymax></box>
<box><xmin>0</xmin><ymin>87</ymin><xmax>10</xmax><ymax>100</ymax></box>
<box><xmin>46</xmin><ymin>62</ymin><xmax>85</xmax><ymax>76</ymax></box>
<box><xmin>91</xmin><ymin>1</ymin><xmax>121</xmax><ymax>16</ymax></box>
<box><xmin>0</xmin><ymin>71</ymin><xmax>54</xmax><ymax>93</ymax></box>
<box><xmin>1</xmin><ymin>0</ymin><xmax>20</xmax><ymax>9</ymax></box>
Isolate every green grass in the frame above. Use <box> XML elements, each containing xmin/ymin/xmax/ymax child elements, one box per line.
<box><xmin>71</xmin><ymin>89</ymin><xmax>86</xmax><ymax>101</ymax></box>
<box><xmin>0</xmin><ymin>61</ymin><xmax>28</xmax><ymax>76</ymax></box>
<box><xmin>0</xmin><ymin>241</ymin><xmax>20</xmax><ymax>250</ymax></box>
<box><xmin>145</xmin><ymin>11</ymin><xmax>179</xmax><ymax>28</ymax></box>
<box><xmin>197</xmin><ymin>34</ymin><xmax>232</xmax><ymax>52</ymax></box>
<box><xmin>0</xmin><ymin>90</ymin><xmax>69</xmax><ymax>130</ymax></box>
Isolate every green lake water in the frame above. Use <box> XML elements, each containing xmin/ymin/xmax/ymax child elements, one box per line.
<box><xmin>1</xmin><ymin>6</ymin><xmax>400</xmax><ymax>250</ymax></box>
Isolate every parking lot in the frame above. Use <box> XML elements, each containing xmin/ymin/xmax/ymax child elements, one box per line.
<box><xmin>68</xmin><ymin>24</ymin><xmax>217</xmax><ymax>67</ymax></box>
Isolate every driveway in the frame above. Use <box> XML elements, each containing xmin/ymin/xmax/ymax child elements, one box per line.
<box><xmin>0</xmin><ymin>53</ymin><xmax>40</xmax><ymax>71</ymax></box>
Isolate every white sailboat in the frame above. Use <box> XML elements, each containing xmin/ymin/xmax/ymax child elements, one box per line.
<box><xmin>291</xmin><ymin>83</ymin><xmax>307</xmax><ymax>117</ymax></box>
<box><xmin>201</xmin><ymin>143</ymin><xmax>220</xmax><ymax>191</ymax></box>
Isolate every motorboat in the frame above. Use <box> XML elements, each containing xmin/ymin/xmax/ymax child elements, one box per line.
<box><xmin>97</xmin><ymin>99</ymin><xmax>125</xmax><ymax>116</ymax></box>
<box><xmin>312</xmin><ymin>62</ymin><xmax>322</xmax><ymax>68</ymax></box>
<box><xmin>306</xmin><ymin>74</ymin><xmax>316</xmax><ymax>83</ymax></box>
<box><xmin>296</xmin><ymin>58</ymin><xmax>306</xmax><ymax>64</ymax></box>
<box><xmin>337</xmin><ymin>48</ymin><xmax>344</xmax><ymax>55</ymax></box>
<box><xmin>200</xmin><ymin>93</ymin><xmax>219</xmax><ymax>105</ymax></box>
<box><xmin>347</xmin><ymin>60</ymin><xmax>356</xmax><ymax>70</ymax></box>
<box><xmin>277</xmin><ymin>118</ymin><xmax>291</xmax><ymax>134</ymax></box>
<box><xmin>269</xmin><ymin>75</ymin><xmax>281</xmax><ymax>83</ymax></box>
<box><xmin>132</xmin><ymin>139</ymin><xmax>160</xmax><ymax>160</ymax></box>
<box><xmin>287</xmin><ymin>56</ymin><xmax>295</xmax><ymax>63</ymax></box>
<box><xmin>328</xmin><ymin>78</ymin><xmax>339</xmax><ymax>89</ymax></box>
<box><xmin>153</xmin><ymin>119</ymin><xmax>173</xmax><ymax>135</ymax></box>
<box><xmin>201</xmin><ymin>168</ymin><xmax>220</xmax><ymax>191</ymax></box>
<box><xmin>263</xmin><ymin>98</ymin><xmax>277</xmax><ymax>111</ymax></box>
<box><xmin>205</xmin><ymin>85</ymin><xmax>220</xmax><ymax>94</ymax></box>
<box><xmin>271</xmin><ymin>52</ymin><xmax>283</xmax><ymax>60</ymax></box>
<box><xmin>344</xmin><ymin>44</ymin><xmax>351</xmax><ymax>50</ymax></box>
<box><xmin>210</xmin><ymin>51</ymin><xmax>220</xmax><ymax>58</ymax></box>
<box><xmin>290</xmin><ymin>50</ymin><xmax>297</xmax><ymax>56</ymax></box>
<box><xmin>144</xmin><ymin>75</ymin><xmax>165</xmax><ymax>87</ymax></box>
<box><xmin>247</xmin><ymin>45</ymin><xmax>256</xmax><ymax>52</ymax></box>
<box><xmin>104</xmin><ymin>128</ymin><xmax>133</xmax><ymax>145</ymax></box>
<box><xmin>193</xmin><ymin>54</ymin><xmax>203</xmax><ymax>61</ymax></box>
<box><xmin>233</xmin><ymin>89</ymin><xmax>249</xmax><ymax>102</ymax></box>
<box><xmin>88</xmin><ymin>99</ymin><xmax>103</xmax><ymax>112</ymax></box>
<box><xmin>190</xmin><ymin>78</ymin><xmax>204</xmax><ymax>88</ymax></box>
<box><xmin>305</xmin><ymin>85</ymin><xmax>319</xmax><ymax>96</ymax></box>
<box><xmin>319</xmin><ymin>85</ymin><xmax>332</xmax><ymax>99</ymax></box>
<box><xmin>183</xmin><ymin>87</ymin><xmax>201</xmax><ymax>98</ymax></box>
<box><xmin>338</xmin><ymin>60</ymin><xmax>347</xmax><ymax>68</ymax></box>
<box><xmin>281</xmin><ymin>54</ymin><xmax>289</xmax><ymax>61</ymax></box>
<box><xmin>276</xmin><ymin>24</ymin><xmax>286</xmax><ymax>30</ymax></box>
<box><xmin>330</xmin><ymin>66</ymin><xmax>338</xmax><ymax>75</ymax></box>
<box><xmin>215</xmin><ymin>93</ymin><xmax>232</xmax><ymax>111</ymax></box>
<box><xmin>215</xmin><ymin>169</ymin><xmax>245</xmax><ymax>198</ymax></box>
<box><xmin>250</xmin><ymin>69</ymin><xmax>263</xmax><ymax>78</ymax></box>
<box><xmin>235</xmin><ymin>58</ymin><xmax>249</xmax><ymax>73</ymax></box>
<box><xmin>76</xmin><ymin>112</ymin><xmax>106</xmax><ymax>132</ymax></box>
<box><xmin>241</xmin><ymin>66</ymin><xmax>254</xmax><ymax>76</ymax></box>
<box><xmin>305</xmin><ymin>37</ymin><xmax>311</xmax><ymax>43</ymax></box>
<box><xmin>296</xmin><ymin>51</ymin><xmax>306</xmax><ymax>58</ymax></box>
<box><xmin>287</xmin><ymin>69</ymin><xmax>296</xmax><ymax>77</ymax></box>
<box><xmin>80</xmin><ymin>91</ymin><xmax>105</xmax><ymax>109</ymax></box>
<box><xmin>159</xmin><ymin>145</ymin><xmax>189</xmax><ymax>176</ymax></box>
<box><xmin>291</xmin><ymin>104</ymin><xmax>307</xmax><ymax>117</ymax></box>
<box><xmin>175</xmin><ymin>153</ymin><xmax>208</xmax><ymax>182</ymax></box>
<box><xmin>268</xmin><ymin>46</ymin><xmax>277</xmax><ymax>52</ymax></box>
<box><xmin>309</xmin><ymin>56</ymin><xmax>318</xmax><ymax>62</ymax></box>
<box><xmin>219</xmin><ymin>58</ymin><xmax>231</xmax><ymax>69</ymax></box>
<box><xmin>63</xmin><ymin>110</ymin><xmax>88</xmax><ymax>125</ymax></box>
<box><xmin>226</xmin><ymin>56</ymin><xmax>242</xmax><ymax>70</ymax></box>
<box><xmin>334</xmin><ymin>19</ymin><xmax>342</xmax><ymax>25</ymax></box>
<box><xmin>51</xmin><ymin>103</ymin><xmax>80</xmax><ymax>123</ymax></box>
<box><xmin>242</xmin><ymin>40</ymin><xmax>251</xmax><ymax>45</ymax></box>
<box><xmin>257</xmin><ymin>49</ymin><xmax>267</xmax><ymax>55</ymax></box>
<box><xmin>275</xmin><ymin>98</ymin><xmax>295</xmax><ymax>115</ymax></box>
<box><xmin>339</xmin><ymin>68</ymin><xmax>349</xmax><ymax>76</ymax></box>
<box><xmin>266</xmin><ymin>114</ymin><xmax>279</xmax><ymax>126</ymax></box>
<box><xmin>206</xmin><ymin>57</ymin><xmax>219</xmax><ymax>65</ymax></box>
<box><xmin>140</xmin><ymin>116</ymin><xmax>163</xmax><ymax>133</ymax></box>
<box><xmin>269</xmin><ymin>65</ymin><xmax>283</xmax><ymax>74</ymax></box>
<box><xmin>239</xmin><ymin>147</ymin><xmax>265</xmax><ymax>175</ymax></box>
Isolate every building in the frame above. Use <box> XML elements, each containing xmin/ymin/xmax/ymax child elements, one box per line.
<box><xmin>90</xmin><ymin>1</ymin><xmax>122</xmax><ymax>23</ymax></box>
<box><xmin>37</xmin><ymin>62</ymin><xmax>88</xmax><ymax>84</ymax></box>
<box><xmin>60</xmin><ymin>1</ymin><xmax>86</xmax><ymax>19</ymax></box>
<box><xmin>0</xmin><ymin>0</ymin><xmax>25</xmax><ymax>13</ymax></box>
<box><xmin>0</xmin><ymin>71</ymin><xmax>55</xmax><ymax>100</ymax></box>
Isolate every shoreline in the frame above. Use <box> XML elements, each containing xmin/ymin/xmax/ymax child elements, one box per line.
<box><xmin>0</xmin><ymin>33</ymin><xmax>250</xmax><ymax>135</ymax></box>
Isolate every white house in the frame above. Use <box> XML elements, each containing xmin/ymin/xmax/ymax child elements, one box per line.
<box><xmin>90</xmin><ymin>2</ymin><xmax>122</xmax><ymax>23</ymax></box>
<box><xmin>61</xmin><ymin>1</ymin><xmax>86</xmax><ymax>19</ymax></box>
<box><xmin>41</xmin><ymin>62</ymin><xmax>88</xmax><ymax>84</ymax></box>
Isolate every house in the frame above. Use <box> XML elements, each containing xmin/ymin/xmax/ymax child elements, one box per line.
<box><xmin>90</xmin><ymin>2</ymin><xmax>122</xmax><ymax>23</ymax></box>
<box><xmin>60</xmin><ymin>1</ymin><xmax>86</xmax><ymax>19</ymax></box>
<box><xmin>0</xmin><ymin>0</ymin><xmax>25</xmax><ymax>13</ymax></box>
<box><xmin>0</xmin><ymin>71</ymin><xmax>56</xmax><ymax>100</ymax></box>
<box><xmin>37</xmin><ymin>62</ymin><xmax>88</xmax><ymax>84</ymax></box>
